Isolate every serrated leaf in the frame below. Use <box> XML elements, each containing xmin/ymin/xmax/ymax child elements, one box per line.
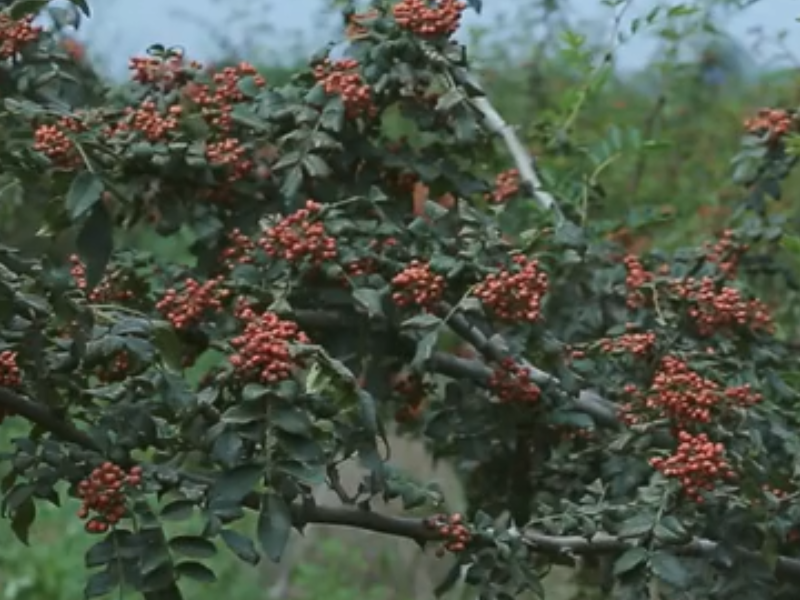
<box><xmin>9</xmin><ymin>0</ymin><xmax>49</xmax><ymax>20</ymax></box>
<box><xmin>257</xmin><ymin>492</ymin><xmax>292</xmax><ymax>562</ymax></box>
<box><xmin>352</xmin><ymin>288</ymin><xmax>384</xmax><ymax>317</ymax></box>
<box><xmin>66</xmin><ymin>171</ymin><xmax>104</xmax><ymax>220</ymax></box>
<box><xmin>220</xmin><ymin>528</ymin><xmax>260</xmax><ymax>565</ymax></box>
<box><xmin>402</xmin><ymin>314</ymin><xmax>441</xmax><ymax>329</ymax></box>
<box><xmin>271</xmin><ymin>404</ymin><xmax>312</xmax><ymax>435</ymax></box>
<box><xmin>84</xmin><ymin>568</ymin><xmax>118</xmax><ymax>599</ymax></box>
<box><xmin>221</xmin><ymin>402</ymin><xmax>267</xmax><ymax>424</ymax></box>
<box><xmin>208</xmin><ymin>464</ymin><xmax>264</xmax><ymax>509</ymax></box>
<box><xmin>650</xmin><ymin>550</ymin><xmax>690</xmax><ymax>590</ymax></box>
<box><xmin>169</xmin><ymin>535</ymin><xmax>218</xmax><ymax>559</ymax></box>
<box><xmin>613</xmin><ymin>547</ymin><xmax>648</xmax><ymax>576</ymax></box>
<box><xmin>175</xmin><ymin>561</ymin><xmax>217</xmax><ymax>583</ymax></box>
<box><xmin>10</xmin><ymin>496</ymin><xmax>35</xmax><ymax>545</ymax></box>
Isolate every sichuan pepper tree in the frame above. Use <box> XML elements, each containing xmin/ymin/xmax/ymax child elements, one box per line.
<box><xmin>3</xmin><ymin>1</ymin><xmax>800</xmax><ymax>599</ymax></box>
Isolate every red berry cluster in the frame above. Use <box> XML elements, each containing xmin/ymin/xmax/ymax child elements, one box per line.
<box><xmin>220</xmin><ymin>228</ymin><xmax>256</xmax><ymax>269</ymax></box>
<box><xmin>391</xmin><ymin>260</ymin><xmax>445</xmax><ymax>309</ymax></box>
<box><xmin>705</xmin><ymin>229</ymin><xmax>743</xmax><ymax>279</ymax></box>
<box><xmin>423</xmin><ymin>512</ymin><xmax>472</xmax><ymax>556</ymax></box>
<box><xmin>599</xmin><ymin>330</ymin><xmax>655</xmax><ymax>357</ymax></box>
<box><xmin>473</xmin><ymin>255</ymin><xmax>548</xmax><ymax>322</ymax></box>
<box><xmin>70</xmin><ymin>255</ymin><xmax>135</xmax><ymax>303</ymax></box>
<box><xmin>313</xmin><ymin>58</ymin><xmax>375</xmax><ymax>119</ymax></box>
<box><xmin>229</xmin><ymin>306</ymin><xmax>310</xmax><ymax>384</ymax></box>
<box><xmin>156</xmin><ymin>276</ymin><xmax>230</xmax><ymax>330</ymax></box>
<box><xmin>95</xmin><ymin>351</ymin><xmax>132</xmax><ymax>383</ymax></box>
<box><xmin>647</xmin><ymin>356</ymin><xmax>722</xmax><ymax>425</ymax></box>
<box><xmin>206</xmin><ymin>137</ymin><xmax>253</xmax><ymax>182</ymax></box>
<box><xmin>33</xmin><ymin>116</ymin><xmax>87</xmax><ymax>168</ymax></box>
<box><xmin>128</xmin><ymin>54</ymin><xmax>198</xmax><ymax>89</ymax></box>
<box><xmin>113</xmin><ymin>100</ymin><xmax>182</xmax><ymax>142</ymax></box>
<box><xmin>649</xmin><ymin>431</ymin><xmax>734</xmax><ymax>502</ymax></box>
<box><xmin>489</xmin><ymin>357</ymin><xmax>541</xmax><ymax>404</ymax></box>
<box><xmin>724</xmin><ymin>384</ymin><xmax>763</xmax><ymax>407</ymax></box>
<box><xmin>0</xmin><ymin>14</ymin><xmax>42</xmax><ymax>60</ymax></box>
<box><xmin>77</xmin><ymin>463</ymin><xmax>142</xmax><ymax>533</ymax></box>
<box><xmin>744</xmin><ymin>108</ymin><xmax>794</xmax><ymax>144</ymax></box>
<box><xmin>259</xmin><ymin>200</ymin><xmax>337</xmax><ymax>265</ymax></box>
<box><xmin>0</xmin><ymin>350</ymin><xmax>21</xmax><ymax>388</ymax></box>
<box><xmin>623</xmin><ymin>254</ymin><xmax>652</xmax><ymax>309</ymax></box>
<box><xmin>486</xmin><ymin>169</ymin><xmax>520</xmax><ymax>204</ymax></box>
<box><xmin>392</xmin><ymin>0</ymin><xmax>467</xmax><ymax>37</ymax></box>
<box><xmin>183</xmin><ymin>62</ymin><xmax>265</xmax><ymax>131</ymax></box>
<box><xmin>671</xmin><ymin>277</ymin><xmax>773</xmax><ymax>336</ymax></box>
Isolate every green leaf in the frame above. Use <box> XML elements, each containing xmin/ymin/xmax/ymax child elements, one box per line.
<box><xmin>208</xmin><ymin>464</ymin><xmax>264</xmax><ymax>508</ymax></box>
<box><xmin>257</xmin><ymin>493</ymin><xmax>293</xmax><ymax>563</ymax></box>
<box><xmin>221</xmin><ymin>402</ymin><xmax>267</xmax><ymax>424</ymax></box>
<box><xmin>9</xmin><ymin>0</ymin><xmax>49</xmax><ymax>19</ymax></box>
<box><xmin>402</xmin><ymin>314</ymin><xmax>441</xmax><ymax>329</ymax></box>
<box><xmin>618</xmin><ymin>512</ymin><xmax>654</xmax><ymax>538</ymax></box>
<box><xmin>84</xmin><ymin>568</ymin><xmax>118</xmax><ymax>599</ymax></box>
<box><xmin>280</xmin><ymin>165</ymin><xmax>304</xmax><ymax>199</ymax></box>
<box><xmin>613</xmin><ymin>547</ymin><xmax>648</xmax><ymax>576</ymax></box>
<box><xmin>160</xmin><ymin>499</ymin><xmax>195</xmax><ymax>521</ymax></box>
<box><xmin>411</xmin><ymin>329</ymin><xmax>439</xmax><ymax>369</ymax></box>
<box><xmin>242</xmin><ymin>383</ymin><xmax>270</xmax><ymax>401</ymax></box>
<box><xmin>271</xmin><ymin>404</ymin><xmax>313</xmax><ymax>435</ymax></box>
<box><xmin>650</xmin><ymin>550</ymin><xmax>690</xmax><ymax>590</ymax></box>
<box><xmin>85</xmin><ymin>536</ymin><xmax>117</xmax><ymax>568</ymax></box>
<box><xmin>301</xmin><ymin>154</ymin><xmax>331</xmax><ymax>178</ymax></box>
<box><xmin>175</xmin><ymin>561</ymin><xmax>217</xmax><ymax>583</ymax></box>
<box><xmin>653</xmin><ymin>516</ymin><xmax>691</xmax><ymax>545</ymax></box>
<box><xmin>169</xmin><ymin>535</ymin><xmax>218</xmax><ymax>559</ymax></box>
<box><xmin>68</xmin><ymin>0</ymin><xmax>90</xmax><ymax>16</ymax></box>
<box><xmin>76</xmin><ymin>203</ymin><xmax>113</xmax><ymax>290</ymax></box>
<box><xmin>352</xmin><ymin>288</ymin><xmax>384</xmax><ymax>317</ymax></box>
<box><xmin>220</xmin><ymin>528</ymin><xmax>260</xmax><ymax>565</ymax></box>
<box><xmin>231</xmin><ymin>105</ymin><xmax>268</xmax><ymax>131</ymax></box>
<box><xmin>10</xmin><ymin>496</ymin><xmax>35</xmax><ymax>545</ymax></box>
<box><xmin>66</xmin><ymin>171</ymin><xmax>104</xmax><ymax>220</ymax></box>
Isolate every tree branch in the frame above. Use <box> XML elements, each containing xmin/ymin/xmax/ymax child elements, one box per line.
<box><xmin>3</xmin><ymin>385</ymin><xmax>800</xmax><ymax>582</ymax></box>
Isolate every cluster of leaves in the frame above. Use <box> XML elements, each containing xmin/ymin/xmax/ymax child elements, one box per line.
<box><xmin>3</xmin><ymin>1</ymin><xmax>800</xmax><ymax>600</ymax></box>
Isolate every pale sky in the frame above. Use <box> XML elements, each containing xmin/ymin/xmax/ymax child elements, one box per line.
<box><xmin>71</xmin><ymin>0</ymin><xmax>800</xmax><ymax>77</ymax></box>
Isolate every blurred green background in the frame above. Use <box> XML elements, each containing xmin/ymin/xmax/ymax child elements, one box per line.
<box><xmin>2</xmin><ymin>0</ymin><xmax>800</xmax><ymax>599</ymax></box>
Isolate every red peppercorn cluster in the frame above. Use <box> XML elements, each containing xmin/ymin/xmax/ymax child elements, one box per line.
<box><xmin>0</xmin><ymin>350</ymin><xmax>21</xmax><ymax>389</ymax></box>
<box><xmin>128</xmin><ymin>53</ymin><xmax>202</xmax><ymax>89</ymax></box>
<box><xmin>670</xmin><ymin>277</ymin><xmax>773</xmax><ymax>336</ymax></box>
<box><xmin>220</xmin><ymin>228</ymin><xmax>256</xmax><ymax>269</ymax></box>
<box><xmin>206</xmin><ymin>137</ymin><xmax>253</xmax><ymax>182</ymax></box>
<box><xmin>77</xmin><ymin>463</ymin><xmax>142</xmax><ymax>533</ymax></box>
<box><xmin>156</xmin><ymin>276</ymin><xmax>230</xmax><ymax>330</ymax></box>
<box><xmin>70</xmin><ymin>255</ymin><xmax>135</xmax><ymax>303</ymax></box>
<box><xmin>647</xmin><ymin>356</ymin><xmax>721</xmax><ymax>424</ymax></box>
<box><xmin>744</xmin><ymin>108</ymin><xmax>794</xmax><ymax>144</ymax></box>
<box><xmin>229</xmin><ymin>307</ymin><xmax>310</xmax><ymax>384</ymax></box>
<box><xmin>313</xmin><ymin>58</ymin><xmax>375</xmax><ymax>119</ymax></box>
<box><xmin>182</xmin><ymin>62</ymin><xmax>265</xmax><ymax>131</ymax></box>
<box><xmin>95</xmin><ymin>351</ymin><xmax>132</xmax><ymax>383</ymax></box>
<box><xmin>724</xmin><ymin>384</ymin><xmax>762</xmax><ymax>407</ymax></box>
<box><xmin>33</xmin><ymin>116</ymin><xmax>87</xmax><ymax>168</ymax></box>
<box><xmin>649</xmin><ymin>431</ymin><xmax>734</xmax><ymax>502</ymax></box>
<box><xmin>423</xmin><ymin>512</ymin><xmax>472</xmax><ymax>556</ymax></box>
<box><xmin>473</xmin><ymin>255</ymin><xmax>548</xmax><ymax>322</ymax></box>
<box><xmin>259</xmin><ymin>200</ymin><xmax>337</xmax><ymax>265</ymax></box>
<box><xmin>486</xmin><ymin>168</ymin><xmax>520</xmax><ymax>204</ymax></box>
<box><xmin>0</xmin><ymin>14</ymin><xmax>42</xmax><ymax>59</ymax></box>
<box><xmin>111</xmin><ymin>100</ymin><xmax>182</xmax><ymax>142</ymax></box>
<box><xmin>599</xmin><ymin>331</ymin><xmax>656</xmax><ymax>357</ymax></box>
<box><xmin>705</xmin><ymin>229</ymin><xmax>744</xmax><ymax>279</ymax></box>
<box><xmin>489</xmin><ymin>357</ymin><xmax>541</xmax><ymax>404</ymax></box>
<box><xmin>392</xmin><ymin>0</ymin><xmax>467</xmax><ymax>37</ymax></box>
<box><xmin>391</xmin><ymin>260</ymin><xmax>445</xmax><ymax>309</ymax></box>
<box><xmin>623</xmin><ymin>254</ymin><xmax>652</xmax><ymax>309</ymax></box>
